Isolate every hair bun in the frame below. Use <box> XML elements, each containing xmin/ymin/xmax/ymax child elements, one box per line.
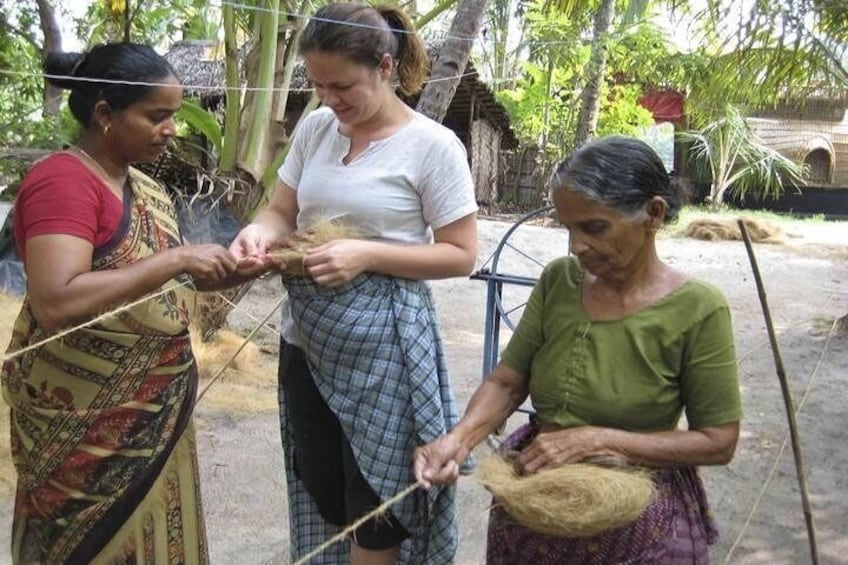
<box><xmin>43</xmin><ymin>51</ymin><xmax>86</xmax><ymax>89</ymax></box>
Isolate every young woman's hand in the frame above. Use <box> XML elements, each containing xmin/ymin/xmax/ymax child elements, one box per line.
<box><xmin>303</xmin><ymin>239</ymin><xmax>376</xmax><ymax>287</ymax></box>
<box><xmin>229</xmin><ymin>223</ymin><xmax>281</xmax><ymax>277</ymax></box>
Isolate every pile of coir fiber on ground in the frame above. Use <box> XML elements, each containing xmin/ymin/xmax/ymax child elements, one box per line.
<box><xmin>476</xmin><ymin>455</ymin><xmax>656</xmax><ymax>537</ymax></box>
<box><xmin>267</xmin><ymin>217</ymin><xmax>356</xmax><ymax>276</ymax></box>
<box><xmin>190</xmin><ymin>327</ymin><xmax>277</xmax><ymax>414</ymax></box>
<box><xmin>682</xmin><ymin>216</ymin><xmax>784</xmax><ymax>244</ymax></box>
<box><xmin>0</xmin><ymin>292</ymin><xmax>23</xmax><ymax>498</ymax></box>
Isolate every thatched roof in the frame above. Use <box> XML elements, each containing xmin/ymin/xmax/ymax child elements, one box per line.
<box><xmin>165</xmin><ymin>40</ymin><xmax>517</xmax><ymax>148</ymax></box>
<box><xmin>165</xmin><ymin>40</ymin><xmax>229</xmax><ymax>99</ymax></box>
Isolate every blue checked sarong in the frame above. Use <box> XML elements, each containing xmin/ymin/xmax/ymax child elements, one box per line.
<box><xmin>279</xmin><ymin>273</ymin><xmax>461</xmax><ymax>564</ymax></box>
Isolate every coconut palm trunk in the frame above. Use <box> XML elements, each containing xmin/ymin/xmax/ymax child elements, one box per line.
<box><xmin>416</xmin><ymin>0</ymin><xmax>491</xmax><ymax>122</ymax></box>
<box><xmin>573</xmin><ymin>0</ymin><xmax>615</xmax><ymax>149</ymax></box>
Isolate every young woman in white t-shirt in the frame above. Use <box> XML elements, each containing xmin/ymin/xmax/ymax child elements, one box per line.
<box><xmin>230</xmin><ymin>4</ymin><xmax>477</xmax><ymax>564</ymax></box>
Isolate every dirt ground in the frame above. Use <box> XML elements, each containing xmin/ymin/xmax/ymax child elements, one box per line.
<box><xmin>1</xmin><ymin>213</ymin><xmax>846</xmax><ymax>564</ymax></box>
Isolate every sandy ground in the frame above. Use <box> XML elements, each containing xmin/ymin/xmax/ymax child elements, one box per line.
<box><xmin>1</xmin><ymin>213</ymin><xmax>847</xmax><ymax>564</ymax></box>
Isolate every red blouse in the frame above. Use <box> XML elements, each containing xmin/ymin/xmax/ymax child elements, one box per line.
<box><xmin>14</xmin><ymin>153</ymin><xmax>125</xmax><ymax>262</ymax></box>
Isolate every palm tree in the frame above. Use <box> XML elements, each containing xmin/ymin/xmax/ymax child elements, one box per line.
<box><xmin>679</xmin><ymin>106</ymin><xmax>807</xmax><ymax>207</ymax></box>
<box><xmin>572</xmin><ymin>0</ymin><xmax>614</xmax><ymax>148</ymax></box>
<box><xmin>416</xmin><ymin>0</ymin><xmax>491</xmax><ymax>122</ymax></box>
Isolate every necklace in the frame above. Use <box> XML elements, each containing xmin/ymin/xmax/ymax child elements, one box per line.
<box><xmin>72</xmin><ymin>145</ymin><xmax>128</xmax><ymax>192</ymax></box>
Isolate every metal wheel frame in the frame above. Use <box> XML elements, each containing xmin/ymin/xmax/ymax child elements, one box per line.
<box><xmin>471</xmin><ymin>205</ymin><xmax>554</xmax><ymax>384</ymax></box>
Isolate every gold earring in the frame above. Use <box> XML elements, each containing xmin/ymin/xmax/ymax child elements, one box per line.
<box><xmin>103</xmin><ymin>125</ymin><xmax>110</xmax><ymax>136</ymax></box>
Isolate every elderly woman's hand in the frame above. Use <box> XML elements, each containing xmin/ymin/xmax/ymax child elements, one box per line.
<box><xmin>515</xmin><ymin>426</ymin><xmax>615</xmax><ymax>475</ymax></box>
<box><xmin>413</xmin><ymin>433</ymin><xmax>470</xmax><ymax>489</ymax></box>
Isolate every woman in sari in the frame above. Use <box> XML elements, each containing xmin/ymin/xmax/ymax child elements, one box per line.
<box><xmin>1</xmin><ymin>43</ymin><xmax>238</xmax><ymax>564</ymax></box>
<box><xmin>414</xmin><ymin>137</ymin><xmax>743</xmax><ymax>564</ymax></box>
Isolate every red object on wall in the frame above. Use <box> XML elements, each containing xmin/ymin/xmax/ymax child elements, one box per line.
<box><xmin>638</xmin><ymin>89</ymin><xmax>685</xmax><ymax>124</ymax></box>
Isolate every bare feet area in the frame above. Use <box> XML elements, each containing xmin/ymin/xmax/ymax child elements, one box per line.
<box><xmin>1</xmin><ymin>214</ymin><xmax>846</xmax><ymax>564</ymax></box>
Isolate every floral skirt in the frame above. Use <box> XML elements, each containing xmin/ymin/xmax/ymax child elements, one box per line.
<box><xmin>485</xmin><ymin>423</ymin><xmax>718</xmax><ymax>565</ymax></box>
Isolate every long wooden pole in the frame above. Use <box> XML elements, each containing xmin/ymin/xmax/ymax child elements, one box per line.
<box><xmin>738</xmin><ymin>219</ymin><xmax>819</xmax><ymax>564</ymax></box>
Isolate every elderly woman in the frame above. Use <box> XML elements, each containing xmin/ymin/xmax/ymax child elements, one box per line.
<box><xmin>414</xmin><ymin>136</ymin><xmax>742</xmax><ymax>564</ymax></box>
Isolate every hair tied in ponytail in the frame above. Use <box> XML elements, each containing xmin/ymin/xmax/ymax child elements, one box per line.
<box><xmin>69</xmin><ymin>54</ymin><xmax>86</xmax><ymax>78</ymax></box>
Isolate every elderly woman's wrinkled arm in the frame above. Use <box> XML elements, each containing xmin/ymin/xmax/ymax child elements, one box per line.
<box><xmin>413</xmin><ymin>362</ymin><xmax>529</xmax><ymax>487</ymax></box>
<box><xmin>514</xmin><ymin>420</ymin><xmax>740</xmax><ymax>475</ymax></box>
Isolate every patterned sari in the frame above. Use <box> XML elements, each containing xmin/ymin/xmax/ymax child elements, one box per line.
<box><xmin>1</xmin><ymin>167</ymin><xmax>208</xmax><ymax>564</ymax></box>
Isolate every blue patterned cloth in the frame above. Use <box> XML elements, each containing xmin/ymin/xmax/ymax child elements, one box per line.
<box><xmin>279</xmin><ymin>273</ymin><xmax>462</xmax><ymax>564</ymax></box>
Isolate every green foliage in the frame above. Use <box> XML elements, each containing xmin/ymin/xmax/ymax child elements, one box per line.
<box><xmin>497</xmin><ymin>61</ymin><xmax>583</xmax><ymax>158</ymax></box>
<box><xmin>682</xmin><ymin>1</ymin><xmax>848</xmax><ymax>116</ymax></box>
<box><xmin>606</xmin><ymin>21</ymin><xmax>710</xmax><ymax>94</ymax></box>
<box><xmin>176</xmin><ymin>100</ymin><xmax>222</xmax><ymax>154</ymax></box>
<box><xmin>0</xmin><ymin>4</ymin><xmax>78</xmax><ymax>171</ymax></box>
<box><xmin>679</xmin><ymin>106</ymin><xmax>808</xmax><ymax>206</ymax></box>
<box><xmin>75</xmin><ymin>0</ymin><xmax>219</xmax><ymax>46</ymax></box>
<box><xmin>596</xmin><ymin>84</ymin><xmax>654</xmax><ymax>137</ymax></box>
<box><xmin>497</xmin><ymin>1</ymin><xmax>677</xmax><ymax>159</ymax></box>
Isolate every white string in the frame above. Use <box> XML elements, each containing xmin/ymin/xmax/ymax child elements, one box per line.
<box><xmin>0</xmin><ymin>281</ymin><xmax>193</xmax><ymax>363</ymax></box>
<box><xmin>215</xmin><ymin>0</ymin><xmax>594</xmax><ymax>49</ymax></box>
<box><xmin>215</xmin><ymin>1</ymin><xmax>594</xmax><ymax>48</ymax></box>
<box><xmin>0</xmin><ymin>68</ymin><xmax>484</xmax><ymax>92</ymax></box>
<box><xmin>217</xmin><ymin>0</ymin><xmax>474</xmax><ymax>42</ymax></box>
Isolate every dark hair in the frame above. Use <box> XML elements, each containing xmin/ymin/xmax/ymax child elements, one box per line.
<box><xmin>549</xmin><ymin>136</ymin><xmax>683</xmax><ymax>223</ymax></box>
<box><xmin>43</xmin><ymin>43</ymin><xmax>177</xmax><ymax>127</ymax></box>
<box><xmin>298</xmin><ymin>3</ymin><xmax>429</xmax><ymax>96</ymax></box>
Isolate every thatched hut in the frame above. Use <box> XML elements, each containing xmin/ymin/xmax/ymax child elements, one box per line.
<box><xmin>165</xmin><ymin>40</ymin><xmax>231</xmax><ymax>110</ymax></box>
<box><xmin>748</xmin><ymin>94</ymin><xmax>848</xmax><ymax>187</ymax></box>
<box><xmin>164</xmin><ymin>40</ymin><xmax>517</xmax><ymax>205</ymax></box>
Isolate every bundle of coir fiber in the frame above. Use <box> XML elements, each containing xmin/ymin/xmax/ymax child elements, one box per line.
<box><xmin>682</xmin><ymin>216</ymin><xmax>784</xmax><ymax>244</ymax></box>
<box><xmin>267</xmin><ymin>217</ymin><xmax>356</xmax><ymax>276</ymax></box>
<box><xmin>476</xmin><ymin>455</ymin><xmax>655</xmax><ymax>537</ymax></box>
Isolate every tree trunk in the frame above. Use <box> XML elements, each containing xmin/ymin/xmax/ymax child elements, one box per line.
<box><xmin>225</xmin><ymin>0</ymin><xmax>282</xmax><ymax>223</ymax></box>
<box><xmin>573</xmin><ymin>0</ymin><xmax>614</xmax><ymax>149</ymax></box>
<box><xmin>35</xmin><ymin>0</ymin><xmax>62</xmax><ymax>116</ymax></box>
<box><xmin>416</xmin><ymin>0</ymin><xmax>490</xmax><ymax>123</ymax></box>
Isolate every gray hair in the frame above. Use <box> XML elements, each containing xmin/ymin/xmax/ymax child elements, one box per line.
<box><xmin>549</xmin><ymin>136</ymin><xmax>682</xmax><ymax>223</ymax></box>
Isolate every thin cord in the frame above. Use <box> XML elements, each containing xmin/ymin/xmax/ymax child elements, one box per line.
<box><xmin>722</xmin><ymin>315</ymin><xmax>838</xmax><ymax>563</ymax></box>
<box><xmin>216</xmin><ymin>0</ymin><xmax>476</xmax><ymax>40</ymax></box>
<box><xmin>1</xmin><ymin>280</ymin><xmax>192</xmax><ymax>363</ymax></box>
<box><xmin>195</xmin><ymin>293</ymin><xmax>285</xmax><ymax>403</ymax></box>
<box><xmin>214</xmin><ymin>1</ymin><xmax>599</xmax><ymax>48</ymax></box>
<box><xmin>291</xmin><ymin>482</ymin><xmax>423</xmax><ymax>565</ymax></box>
<box><xmin>0</xmin><ymin>68</ymin><xmax>483</xmax><ymax>92</ymax></box>
<box><xmin>212</xmin><ymin>290</ymin><xmax>280</xmax><ymax>335</ymax></box>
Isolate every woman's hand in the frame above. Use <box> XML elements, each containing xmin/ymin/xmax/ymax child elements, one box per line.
<box><xmin>180</xmin><ymin>244</ymin><xmax>238</xmax><ymax>286</ymax></box>
<box><xmin>413</xmin><ymin>433</ymin><xmax>470</xmax><ymax>489</ymax></box>
<box><xmin>303</xmin><ymin>239</ymin><xmax>376</xmax><ymax>287</ymax></box>
<box><xmin>229</xmin><ymin>223</ymin><xmax>282</xmax><ymax>277</ymax></box>
<box><xmin>515</xmin><ymin>426</ymin><xmax>613</xmax><ymax>475</ymax></box>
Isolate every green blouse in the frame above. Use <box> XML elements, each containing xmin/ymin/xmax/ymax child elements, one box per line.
<box><xmin>501</xmin><ymin>257</ymin><xmax>742</xmax><ymax>432</ymax></box>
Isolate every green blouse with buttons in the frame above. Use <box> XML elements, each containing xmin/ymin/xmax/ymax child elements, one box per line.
<box><xmin>500</xmin><ymin>257</ymin><xmax>743</xmax><ymax>432</ymax></box>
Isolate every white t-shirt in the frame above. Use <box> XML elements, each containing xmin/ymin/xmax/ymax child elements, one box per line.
<box><xmin>279</xmin><ymin>106</ymin><xmax>477</xmax><ymax>242</ymax></box>
<box><xmin>277</xmin><ymin>106</ymin><xmax>478</xmax><ymax>343</ymax></box>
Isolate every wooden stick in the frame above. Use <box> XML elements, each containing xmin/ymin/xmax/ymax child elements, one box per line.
<box><xmin>738</xmin><ymin>219</ymin><xmax>819</xmax><ymax>565</ymax></box>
